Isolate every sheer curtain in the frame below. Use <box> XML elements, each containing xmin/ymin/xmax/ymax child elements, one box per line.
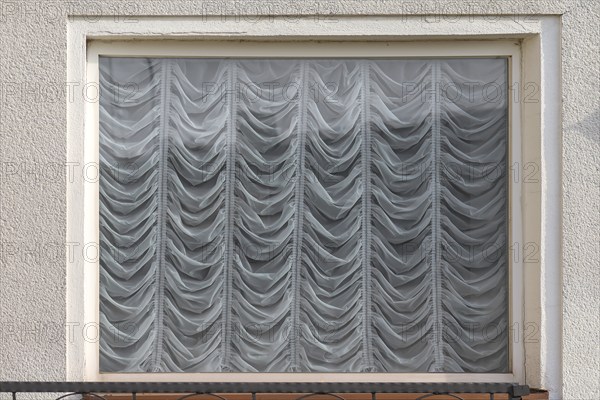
<box><xmin>99</xmin><ymin>57</ymin><xmax>508</xmax><ymax>373</ymax></box>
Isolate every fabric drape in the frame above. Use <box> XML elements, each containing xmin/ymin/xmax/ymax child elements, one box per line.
<box><xmin>99</xmin><ymin>57</ymin><xmax>508</xmax><ymax>373</ymax></box>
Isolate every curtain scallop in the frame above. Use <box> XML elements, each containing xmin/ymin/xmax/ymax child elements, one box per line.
<box><xmin>99</xmin><ymin>57</ymin><xmax>508</xmax><ymax>373</ymax></box>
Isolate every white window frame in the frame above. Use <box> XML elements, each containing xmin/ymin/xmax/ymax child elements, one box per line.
<box><xmin>68</xmin><ymin>15</ymin><xmax>562</xmax><ymax>388</ymax></box>
<box><xmin>81</xmin><ymin>39</ymin><xmax>522</xmax><ymax>383</ymax></box>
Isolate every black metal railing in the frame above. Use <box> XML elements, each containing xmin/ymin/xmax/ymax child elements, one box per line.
<box><xmin>0</xmin><ymin>382</ymin><xmax>530</xmax><ymax>400</ymax></box>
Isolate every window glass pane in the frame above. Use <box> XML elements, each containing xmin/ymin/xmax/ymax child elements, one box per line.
<box><xmin>99</xmin><ymin>57</ymin><xmax>508</xmax><ymax>373</ymax></box>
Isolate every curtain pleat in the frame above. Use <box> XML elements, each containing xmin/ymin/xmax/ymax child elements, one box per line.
<box><xmin>99</xmin><ymin>57</ymin><xmax>508</xmax><ymax>373</ymax></box>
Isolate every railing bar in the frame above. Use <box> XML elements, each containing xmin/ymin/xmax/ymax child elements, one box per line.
<box><xmin>0</xmin><ymin>382</ymin><xmax>530</xmax><ymax>399</ymax></box>
<box><xmin>0</xmin><ymin>382</ymin><xmax>529</xmax><ymax>394</ymax></box>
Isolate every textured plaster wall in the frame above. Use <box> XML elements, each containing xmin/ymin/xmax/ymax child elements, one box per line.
<box><xmin>0</xmin><ymin>1</ymin><xmax>598</xmax><ymax>399</ymax></box>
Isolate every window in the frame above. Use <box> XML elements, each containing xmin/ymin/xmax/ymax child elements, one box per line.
<box><xmin>98</xmin><ymin>55</ymin><xmax>509</xmax><ymax>374</ymax></box>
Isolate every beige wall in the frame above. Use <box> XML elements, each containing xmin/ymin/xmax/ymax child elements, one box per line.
<box><xmin>0</xmin><ymin>1</ymin><xmax>597</xmax><ymax>400</ymax></box>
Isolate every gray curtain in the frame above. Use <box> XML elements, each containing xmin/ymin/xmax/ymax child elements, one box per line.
<box><xmin>99</xmin><ymin>57</ymin><xmax>508</xmax><ymax>373</ymax></box>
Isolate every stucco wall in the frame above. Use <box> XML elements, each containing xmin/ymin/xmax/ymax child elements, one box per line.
<box><xmin>0</xmin><ymin>1</ymin><xmax>598</xmax><ymax>399</ymax></box>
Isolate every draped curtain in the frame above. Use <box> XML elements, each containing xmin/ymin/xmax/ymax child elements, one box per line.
<box><xmin>99</xmin><ymin>57</ymin><xmax>508</xmax><ymax>373</ymax></box>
